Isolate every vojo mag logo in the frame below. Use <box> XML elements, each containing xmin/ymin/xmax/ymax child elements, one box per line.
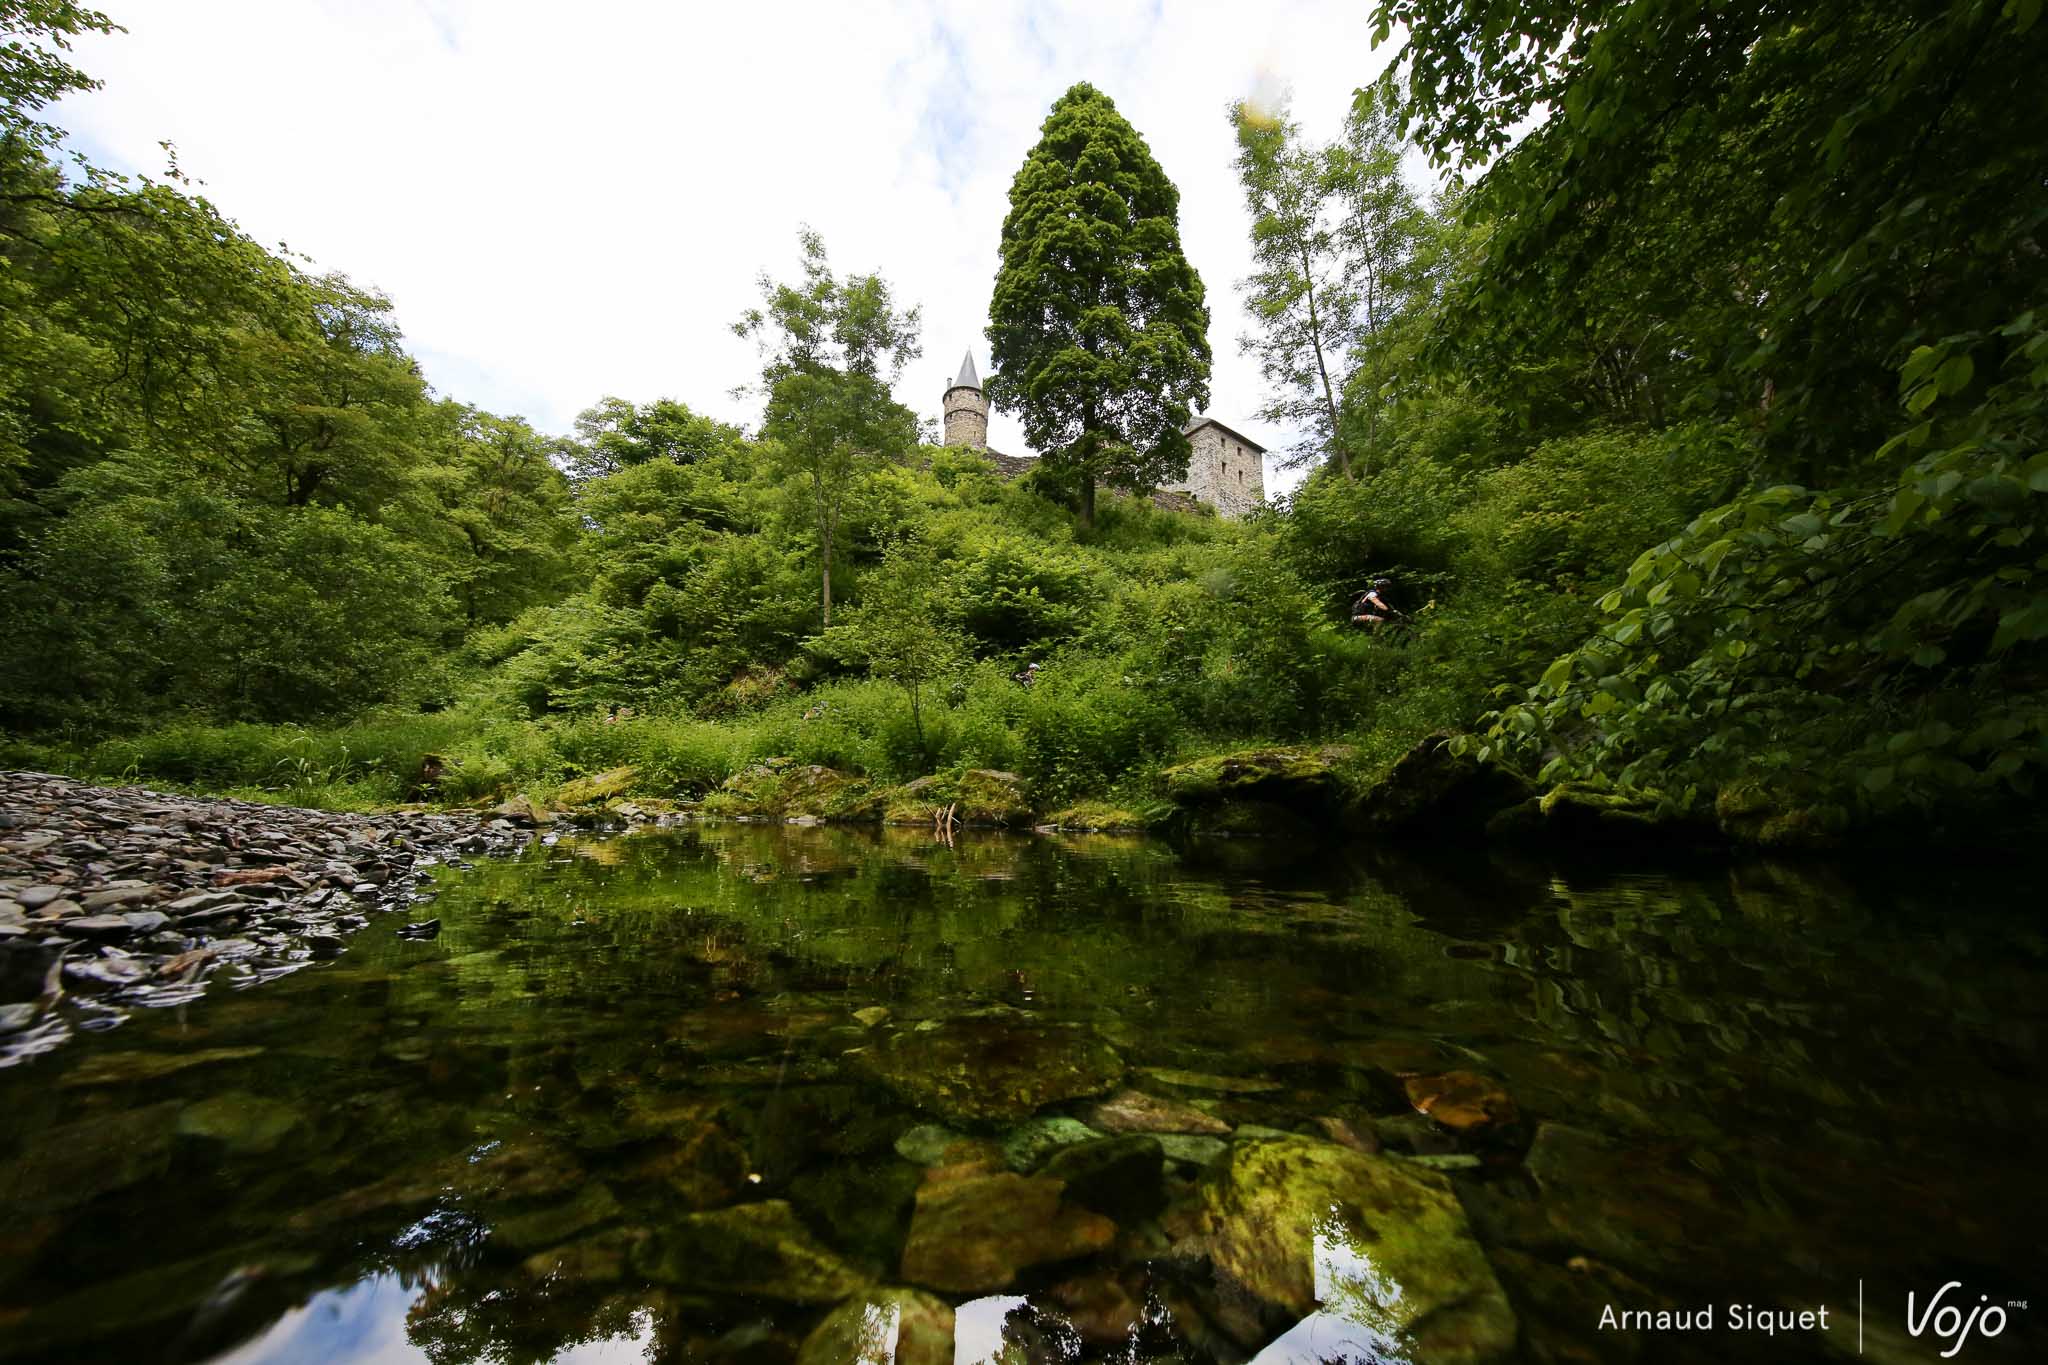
<box><xmin>1906</xmin><ymin>1282</ymin><xmax>2026</xmax><ymax>1358</ymax></box>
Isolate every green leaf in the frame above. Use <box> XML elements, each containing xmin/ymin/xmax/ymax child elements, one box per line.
<box><xmin>1540</xmin><ymin>655</ymin><xmax>1574</xmax><ymax>692</ymax></box>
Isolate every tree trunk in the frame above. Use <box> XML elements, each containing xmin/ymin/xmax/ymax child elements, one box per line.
<box><xmin>820</xmin><ymin>529</ymin><xmax>833</xmax><ymax>627</ymax></box>
<box><xmin>1301</xmin><ymin>243</ymin><xmax>1350</xmax><ymax>481</ymax></box>
<box><xmin>1078</xmin><ymin>473</ymin><xmax>1096</xmax><ymax>529</ymax></box>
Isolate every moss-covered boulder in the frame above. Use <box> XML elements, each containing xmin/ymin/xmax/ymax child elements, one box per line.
<box><xmin>555</xmin><ymin>766</ymin><xmax>638</xmax><ymax>807</ymax></box>
<box><xmin>798</xmin><ymin>1288</ymin><xmax>955</xmax><ymax>1365</ymax></box>
<box><xmin>1352</xmin><ymin>733</ymin><xmax>1531</xmax><ymax>836</ymax></box>
<box><xmin>899</xmin><ymin>1171</ymin><xmax>1117</xmax><ymax>1293</ymax></box>
<box><xmin>633</xmin><ymin>1200</ymin><xmax>868</xmax><ymax>1303</ymax></box>
<box><xmin>1714</xmin><ymin>780</ymin><xmax>1847</xmax><ymax>850</ymax></box>
<box><xmin>850</xmin><ymin>1017</ymin><xmax>1124</xmax><ymax>1125</ymax></box>
<box><xmin>1039</xmin><ymin>1134</ymin><xmax>1167</xmax><ymax>1222</ymax></box>
<box><xmin>705</xmin><ymin>762</ymin><xmax>883</xmax><ymax>822</ymax></box>
<box><xmin>1161</xmin><ymin>746</ymin><xmax>1353</xmax><ymax>810</ymax></box>
<box><xmin>1533</xmin><ymin>783</ymin><xmax>1708</xmax><ymax>845</ymax></box>
<box><xmin>175</xmin><ymin>1093</ymin><xmax>305</xmax><ymax>1156</ymax></box>
<box><xmin>1191</xmin><ymin>1136</ymin><xmax>1516</xmax><ymax>1362</ymax></box>
<box><xmin>883</xmin><ymin>769</ymin><xmax>1036</xmax><ymax>827</ymax></box>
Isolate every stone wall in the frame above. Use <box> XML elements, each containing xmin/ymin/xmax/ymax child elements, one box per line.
<box><xmin>942</xmin><ymin>385</ymin><xmax>989</xmax><ymax>449</ymax></box>
<box><xmin>1160</xmin><ymin>421</ymin><xmax>1265</xmax><ymax>520</ymax></box>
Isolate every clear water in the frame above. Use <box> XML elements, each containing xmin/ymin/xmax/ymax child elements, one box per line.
<box><xmin>0</xmin><ymin>823</ymin><xmax>2041</xmax><ymax>1364</ymax></box>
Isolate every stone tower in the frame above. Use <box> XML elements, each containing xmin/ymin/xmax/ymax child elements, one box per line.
<box><xmin>942</xmin><ymin>351</ymin><xmax>989</xmax><ymax>450</ymax></box>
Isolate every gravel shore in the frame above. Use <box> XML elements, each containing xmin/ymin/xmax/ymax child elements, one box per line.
<box><xmin>0</xmin><ymin>771</ymin><xmax>531</xmax><ymax>1064</ymax></box>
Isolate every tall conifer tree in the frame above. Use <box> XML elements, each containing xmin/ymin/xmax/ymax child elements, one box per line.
<box><xmin>986</xmin><ymin>83</ymin><xmax>1211</xmax><ymax>528</ymax></box>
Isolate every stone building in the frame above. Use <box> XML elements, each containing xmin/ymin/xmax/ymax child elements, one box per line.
<box><xmin>939</xmin><ymin>351</ymin><xmax>1265</xmax><ymax>519</ymax></box>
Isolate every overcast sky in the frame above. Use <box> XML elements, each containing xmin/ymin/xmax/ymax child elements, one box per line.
<box><xmin>54</xmin><ymin>0</ymin><xmax>1402</xmax><ymax>497</ymax></box>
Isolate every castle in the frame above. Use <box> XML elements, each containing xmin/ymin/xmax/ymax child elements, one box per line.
<box><xmin>940</xmin><ymin>352</ymin><xmax>1266</xmax><ymax>520</ymax></box>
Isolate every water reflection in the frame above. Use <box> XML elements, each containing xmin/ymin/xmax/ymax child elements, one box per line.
<box><xmin>0</xmin><ymin>824</ymin><xmax>2040</xmax><ymax>1364</ymax></box>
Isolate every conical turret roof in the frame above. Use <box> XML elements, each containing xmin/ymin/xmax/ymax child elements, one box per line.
<box><xmin>953</xmin><ymin>351</ymin><xmax>981</xmax><ymax>390</ymax></box>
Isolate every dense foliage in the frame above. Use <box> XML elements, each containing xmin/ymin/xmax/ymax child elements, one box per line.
<box><xmin>4</xmin><ymin>2</ymin><xmax>2041</xmax><ymax>844</ymax></box>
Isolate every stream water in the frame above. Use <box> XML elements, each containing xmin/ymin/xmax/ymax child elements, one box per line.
<box><xmin>0</xmin><ymin>823</ymin><xmax>2041</xmax><ymax>1364</ymax></box>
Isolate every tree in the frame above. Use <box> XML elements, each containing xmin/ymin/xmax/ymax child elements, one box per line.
<box><xmin>986</xmin><ymin>83</ymin><xmax>1211</xmax><ymax>528</ymax></box>
<box><xmin>834</xmin><ymin>536</ymin><xmax>965</xmax><ymax>765</ymax></box>
<box><xmin>566</xmin><ymin>396</ymin><xmax>737</xmax><ymax>484</ymax></box>
<box><xmin>1231</xmin><ymin>86</ymin><xmax>1434</xmax><ymax>480</ymax></box>
<box><xmin>736</xmin><ymin>230</ymin><xmax>921</xmax><ymax>626</ymax></box>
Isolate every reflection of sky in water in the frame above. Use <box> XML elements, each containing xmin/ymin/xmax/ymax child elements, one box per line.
<box><xmin>952</xmin><ymin>1294</ymin><xmax>1030</xmax><ymax>1364</ymax></box>
<box><xmin>207</xmin><ymin>1274</ymin><xmax>655</xmax><ymax>1365</ymax></box>
<box><xmin>1248</xmin><ymin>1204</ymin><xmax>1413</xmax><ymax>1365</ymax></box>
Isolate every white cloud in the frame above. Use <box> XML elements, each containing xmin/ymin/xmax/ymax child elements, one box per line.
<box><xmin>55</xmin><ymin>0</ymin><xmax>1399</xmax><ymax>497</ymax></box>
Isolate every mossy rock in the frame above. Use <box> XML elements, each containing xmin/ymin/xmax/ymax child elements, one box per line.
<box><xmin>1042</xmin><ymin>801</ymin><xmax>1154</xmax><ymax>832</ymax></box>
<box><xmin>1352</xmin><ymin>733</ymin><xmax>1530</xmax><ymax>836</ymax></box>
<box><xmin>707</xmin><ymin>763</ymin><xmax>882</xmax><ymax>822</ymax></box>
<box><xmin>798</xmin><ymin>1288</ymin><xmax>954</xmax><ymax>1365</ymax></box>
<box><xmin>1193</xmin><ymin>1136</ymin><xmax>1516</xmax><ymax>1361</ymax></box>
<box><xmin>1160</xmin><ymin>746</ymin><xmax>1353</xmax><ymax>823</ymax></box>
<box><xmin>1536</xmin><ymin>783</ymin><xmax>1704</xmax><ymax>845</ymax></box>
<box><xmin>634</xmin><ymin>1199</ymin><xmax>869</xmax><ymax>1303</ymax></box>
<box><xmin>850</xmin><ymin>1017</ymin><xmax>1124</xmax><ymax>1124</ymax></box>
<box><xmin>1714</xmin><ymin>780</ymin><xmax>1846</xmax><ymax>850</ymax></box>
<box><xmin>1187</xmin><ymin>799</ymin><xmax>1316</xmax><ymax>839</ymax></box>
<box><xmin>556</xmin><ymin>766</ymin><xmax>639</xmax><ymax>807</ymax></box>
<box><xmin>882</xmin><ymin>769</ymin><xmax>1035</xmax><ymax>826</ymax></box>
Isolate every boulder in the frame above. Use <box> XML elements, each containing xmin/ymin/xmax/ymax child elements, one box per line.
<box><xmin>175</xmin><ymin>1093</ymin><xmax>305</xmax><ymax>1155</ymax></box>
<box><xmin>634</xmin><ymin>1200</ymin><xmax>869</xmax><ymax>1303</ymax></box>
<box><xmin>899</xmin><ymin>1172</ymin><xmax>1117</xmax><ymax>1293</ymax></box>
<box><xmin>1000</xmin><ymin>1115</ymin><xmax>1102</xmax><ymax>1171</ymax></box>
<box><xmin>1160</xmin><ymin>746</ymin><xmax>1353</xmax><ymax>816</ymax></box>
<box><xmin>798</xmin><ymin>1288</ymin><xmax>955</xmax><ymax>1365</ymax></box>
<box><xmin>555</xmin><ymin>766</ymin><xmax>639</xmax><ymax>807</ymax></box>
<box><xmin>1403</xmin><ymin>1071</ymin><xmax>1520</xmax><ymax>1138</ymax></box>
<box><xmin>1086</xmin><ymin>1089</ymin><xmax>1229</xmax><ymax>1136</ymax></box>
<box><xmin>1352</xmin><ymin>733</ymin><xmax>1532</xmax><ymax>836</ymax></box>
<box><xmin>1536</xmin><ymin>784</ymin><xmax>1700</xmax><ymax>845</ymax></box>
<box><xmin>851</xmin><ymin>1018</ymin><xmax>1123</xmax><ymax>1124</ymax></box>
<box><xmin>1039</xmin><ymin>1135</ymin><xmax>1167</xmax><ymax>1222</ymax></box>
<box><xmin>1713</xmin><ymin>780</ymin><xmax>1846</xmax><ymax>850</ymax></box>
<box><xmin>710</xmin><ymin>764</ymin><xmax>882</xmax><ymax>822</ymax></box>
<box><xmin>1192</xmin><ymin>1136</ymin><xmax>1516</xmax><ymax>1362</ymax></box>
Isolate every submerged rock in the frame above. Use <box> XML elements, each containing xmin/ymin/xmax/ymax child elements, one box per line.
<box><xmin>175</xmin><ymin>1093</ymin><xmax>305</xmax><ymax>1155</ymax></box>
<box><xmin>1192</xmin><ymin>1135</ymin><xmax>1516</xmax><ymax>1362</ymax></box>
<box><xmin>851</xmin><ymin>1018</ymin><xmax>1123</xmax><ymax>1124</ymax></box>
<box><xmin>635</xmin><ymin>1200</ymin><xmax>868</xmax><ymax>1303</ymax></box>
<box><xmin>1087</xmin><ymin>1088</ymin><xmax>1231</xmax><ymax>1136</ymax></box>
<box><xmin>797</xmin><ymin>1287</ymin><xmax>955</xmax><ymax>1365</ymax></box>
<box><xmin>1403</xmin><ymin>1071</ymin><xmax>1521</xmax><ymax>1137</ymax></box>
<box><xmin>1161</xmin><ymin>747</ymin><xmax>1352</xmax><ymax>808</ymax></box>
<box><xmin>495</xmin><ymin>1182</ymin><xmax>623</xmax><ymax>1251</ymax></box>
<box><xmin>899</xmin><ymin>1171</ymin><xmax>1117</xmax><ymax>1294</ymax></box>
<box><xmin>1039</xmin><ymin>1134</ymin><xmax>1167</xmax><ymax>1222</ymax></box>
<box><xmin>1000</xmin><ymin>1115</ymin><xmax>1102</xmax><ymax>1171</ymax></box>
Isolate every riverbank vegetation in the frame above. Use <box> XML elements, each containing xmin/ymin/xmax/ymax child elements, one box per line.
<box><xmin>3</xmin><ymin>0</ymin><xmax>2042</xmax><ymax>848</ymax></box>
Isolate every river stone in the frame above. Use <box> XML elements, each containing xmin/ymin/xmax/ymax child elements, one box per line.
<box><xmin>899</xmin><ymin>1171</ymin><xmax>1117</xmax><ymax>1294</ymax></box>
<box><xmin>0</xmin><ymin>1100</ymin><xmax>183</xmax><ymax>1212</ymax></box>
<box><xmin>495</xmin><ymin>1181</ymin><xmax>622</xmax><ymax>1250</ymax></box>
<box><xmin>59</xmin><ymin>1046</ymin><xmax>265</xmax><ymax>1087</ymax></box>
<box><xmin>17</xmin><ymin>886</ymin><xmax>66</xmax><ymax>909</ymax></box>
<box><xmin>1194</xmin><ymin>1136</ymin><xmax>1516</xmax><ymax>1362</ymax></box>
<box><xmin>37</xmin><ymin>899</ymin><xmax>82</xmax><ymax>920</ymax></box>
<box><xmin>852</xmin><ymin>1018</ymin><xmax>1123</xmax><ymax>1124</ymax></box>
<box><xmin>893</xmin><ymin>1124</ymin><xmax>967</xmax><ymax>1167</ymax></box>
<box><xmin>787</xmin><ymin>1160</ymin><xmax>923</xmax><ymax>1270</ymax></box>
<box><xmin>81</xmin><ymin>886</ymin><xmax>158</xmax><ymax>911</ymax></box>
<box><xmin>635</xmin><ymin>1200</ymin><xmax>868</xmax><ymax>1303</ymax></box>
<box><xmin>797</xmin><ymin>1288</ymin><xmax>954</xmax><ymax>1365</ymax></box>
<box><xmin>1404</xmin><ymin>1071</ymin><xmax>1520</xmax><ymax>1135</ymax></box>
<box><xmin>1140</xmin><ymin>1067</ymin><xmax>1280</xmax><ymax>1094</ymax></box>
<box><xmin>1087</xmin><ymin>1088</ymin><xmax>1229</xmax><ymax>1136</ymax></box>
<box><xmin>1040</xmin><ymin>1134</ymin><xmax>1167</xmax><ymax>1222</ymax></box>
<box><xmin>1001</xmin><ymin>1115</ymin><xmax>1102</xmax><ymax>1171</ymax></box>
<box><xmin>176</xmin><ymin>1093</ymin><xmax>305</xmax><ymax>1154</ymax></box>
<box><xmin>1157</xmin><ymin>1134</ymin><xmax>1229</xmax><ymax>1167</ymax></box>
